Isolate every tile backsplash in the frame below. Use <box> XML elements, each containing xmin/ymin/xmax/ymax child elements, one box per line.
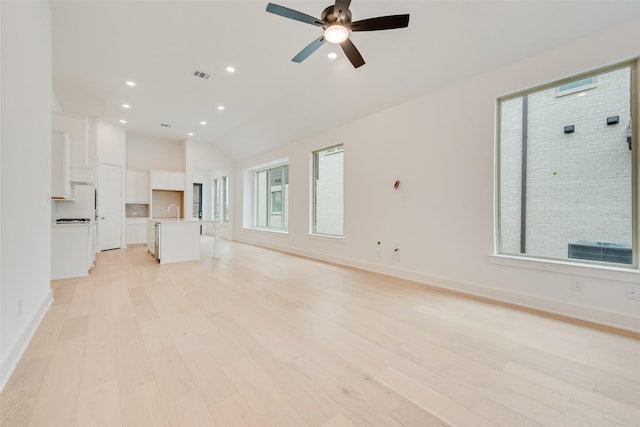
<box><xmin>126</xmin><ymin>204</ymin><xmax>149</xmax><ymax>218</ymax></box>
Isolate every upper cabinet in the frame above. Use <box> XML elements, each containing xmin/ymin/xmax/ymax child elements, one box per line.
<box><xmin>53</xmin><ymin>112</ymin><xmax>89</xmax><ymax>168</ymax></box>
<box><xmin>52</xmin><ymin>131</ymin><xmax>71</xmax><ymax>200</ymax></box>
<box><xmin>150</xmin><ymin>170</ymin><xmax>185</xmax><ymax>191</ymax></box>
<box><xmin>126</xmin><ymin>170</ymin><xmax>150</xmax><ymax>203</ymax></box>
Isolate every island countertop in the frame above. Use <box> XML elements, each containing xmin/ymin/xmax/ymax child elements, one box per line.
<box><xmin>150</xmin><ymin>218</ymin><xmax>220</xmax><ymax>224</ymax></box>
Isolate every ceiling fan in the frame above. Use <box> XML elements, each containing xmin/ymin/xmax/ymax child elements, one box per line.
<box><xmin>266</xmin><ymin>1</ymin><xmax>410</xmax><ymax>69</ymax></box>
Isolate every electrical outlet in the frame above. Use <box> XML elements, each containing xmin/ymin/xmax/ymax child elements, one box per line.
<box><xmin>570</xmin><ymin>279</ymin><xmax>583</xmax><ymax>292</ymax></box>
<box><xmin>626</xmin><ymin>284</ymin><xmax>640</xmax><ymax>301</ymax></box>
<box><xmin>392</xmin><ymin>245</ymin><xmax>400</xmax><ymax>261</ymax></box>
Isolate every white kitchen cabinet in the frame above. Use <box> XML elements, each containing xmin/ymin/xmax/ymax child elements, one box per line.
<box><xmin>52</xmin><ymin>131</ymin><xmax>72</xmax><ymax>200</ymax></box>
<box><xmin>126</xmin><ymin>170</ymin><xmax>150</xmax><ymax>203</ymax></box>
<box><xmin>53</xmin><ymin>112</ymin><xmax>89</xmax><ymax>168</ymax></box>
<box><xmin>150</xmin><ymin>170</ymin><xmax>185</xmax><ymax>191</ymax></box>
<box><xmin>155</xmin><ymin>220</ymin><xmax>200</xmax><ymax>264</ymax></box>
<box><xmin>88</xmin><ymin>223</ymin><xmax>97</xmax><ymax>267</ymax></box>
<box><xmin>147</xmin><ymin>221</ymin><xmax>156</xmax><ymax>255</ymax></box>
<box><xmin>71</xmin><ymin>167</ymin><xmax>95</xmax><ymax>185</ymax></box>
<box><xmin>126</xmin><ymin>218</ymin><xmax>148</xmax><ymax>245</ymax></box>
<box><xmin>51</xmin><ymin>223</ymin><xmax>96</xmax><ymax>280</ymax></box>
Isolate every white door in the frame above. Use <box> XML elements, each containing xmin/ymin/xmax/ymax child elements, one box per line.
<box><xmin>98</xmin><ymin>163</ymin><xmax>123</xmax><ymax>251</ymax></box>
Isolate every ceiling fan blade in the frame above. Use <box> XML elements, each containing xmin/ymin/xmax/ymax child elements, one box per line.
<box><xmin>266</xmin><ymin>3</ymin><xmax>324</xmax><ymax>27</ymax></box>
<box><xmin>350</xmin><ymin>14</ymin><xmax>410</xmax><ymax>32</ymax></box>
<box><xmin>340</xmin><ymin>38</ymin><xmax>365</xmax><ymax>68</ymax></box>
<box><xmin>334</xmin><ymin>0</ymin><xmax>351</xmax><ymax>17</ymax></box>
<box><xmin>292</xmin><ymin>36</ymin><xmax>326</xmax><ymax>63</ymax></box>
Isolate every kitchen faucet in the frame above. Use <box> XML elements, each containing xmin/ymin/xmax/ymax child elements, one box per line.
<box><xmin>167</xmin><ymin>204</ymin><xmax>180</xmax><ymax>220</ymax></box>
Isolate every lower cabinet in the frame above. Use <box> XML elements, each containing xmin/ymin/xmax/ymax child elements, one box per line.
<box><xmin>147</xmin><ymin>221</ymin><xmax>156</xmax><ymax>255</ymax></box>
<box><xmin>126</xmin><ymin>218</ymin><xmax>148</xmax><ymax>245</ymax></box>
<box><xmin>51</xmin><ymin>224</ymin><xmax>96</xmax><ymax>280</ymax></box>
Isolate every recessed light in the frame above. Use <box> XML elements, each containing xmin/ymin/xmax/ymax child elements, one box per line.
<box><xmin>125</xmin><ymin>80</ymin><xmax>136</xmax><ymax>87</ymax></box>
<box><xmin>577</xmin><ymin>92</ymin><xmax>586</xmax><ymax>97</ymax></box>
<box><xmin>188</xmin><ymin>132</ymin><xmax>194</xmax><ymax>136</ymax></box>
<box><xmin>217</xmin><ymin>105</ymin><xmax>225</xmax><ymax>111</ymax></box>
<box><xmin>200</xmin><ymin>121</ymin><xmax>207</xmax><ymax>125</ymax></box>
<box><xmin>226</xmin><ymin>66</ymin><xmax>236</xmax><ymax>73</ymax></box>
<box><xmin>122</xmin><ymin>103</ymin><xmax>131</xmax><ymax>109</ymax></box>
<box><xmin>328</xmin><ymin>52</ymin><xmax>338</xmax><ymax>60</ymax></box>
<box><xmin>119</xmin><ymin>119</ymin><xmax>127</xmax><ymax>124</ymax></box>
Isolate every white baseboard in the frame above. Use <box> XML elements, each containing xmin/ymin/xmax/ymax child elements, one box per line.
<box><xmin>235</xmin><ymin>238</ymin><xmax>640</xmax><ymax>334</ymax></box>
<box><xmin>0</xmin><ymin>290</ymin><xmax>53</xmax><ymax>392</ymax></box>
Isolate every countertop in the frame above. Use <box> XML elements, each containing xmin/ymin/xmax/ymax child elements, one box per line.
<box><xmin>150</xmin><ymin>218</ymin><xmax>221</xmax><ymax>224</ymax></box>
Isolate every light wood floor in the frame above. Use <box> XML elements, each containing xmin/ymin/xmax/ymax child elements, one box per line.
<box><xmin>2</xmin><ymin>241</ymin><xmax>639</xmax><ymax>427</ymax></box>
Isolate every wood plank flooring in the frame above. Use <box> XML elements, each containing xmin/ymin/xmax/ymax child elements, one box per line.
<box><xmin>2</xmin><ymin>241</ymin><xmax>639</xmax><ymax>427</ymax></box>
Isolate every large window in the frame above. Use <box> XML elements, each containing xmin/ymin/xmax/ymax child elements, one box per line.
<box><xmin>213</xmin><ymin>178</ymin><xmax>220</xmax><ymax>220</ymax></box>
<box><xmin>312</xmin><ymin>144</ymin><xmax>344</xmax><ymax>236</ymax></box>
<box><xmin>222</xmin><ymin>176</ymin><xmax>229</xmax><ymax>224</ymax></box>
<box><xmin>213</xmin><ymin>176</ymin><xmax>230</xmax><ymax>223</ymax></box>
<box><xmin>497</xmin><ymin>63</ymin><xmax>636</xmax><ymax>266</ymax></box>
<box><xmin>256</xmin><ymin>164</ymin><xmax>288</xmax><ymax>230</ymax></box>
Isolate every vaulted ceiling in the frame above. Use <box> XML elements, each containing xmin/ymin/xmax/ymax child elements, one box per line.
<box><xmin>51</xmin><ymin>1</ymin><xmax>640</xmax><ymax>161</ymax></box>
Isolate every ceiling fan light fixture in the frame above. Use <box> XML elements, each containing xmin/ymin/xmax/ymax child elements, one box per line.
<box><xmin>324</xmin><ymin>24</ymin><xmax>349</xmax><ymax>44</ymax></box>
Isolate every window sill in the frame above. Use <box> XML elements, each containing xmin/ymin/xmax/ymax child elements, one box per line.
<box><xmin>243</xmin><ymin>227</ymin><xmax>289</xmax><ymax>236</ymax></box>
<box><xmin>308</xmin><ymin>233</ymin><xmax>345</xmax><ymax>242</ymax></box>
<box><xmin>489</xmin><ymin>254</ymin><xmax>639</xmax><ymax>282</ymax></box>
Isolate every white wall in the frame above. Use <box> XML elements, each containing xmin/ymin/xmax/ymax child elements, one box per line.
<box><xmin>0</xmin><ymin>1</ymin><xmax>54</xmax><ymax>389</ymax></box>
<box><xmin>234</xmin><ymin>19</ymin><xmax>640</xmax><ymax>332</ymax></box>
<box><xmin>97</xmin><ymin>119</ymin><xmax>126</xmax><ymax>166</ymax></box>
<box><xmin>185</xmin><ymin>140</ymin><xmax>233</xmax><ymax>237</ymax></box>
<box><xmin>126</xmin><ymin>133</ymin><xmax>185</xmax><ymax>171</ymax></box>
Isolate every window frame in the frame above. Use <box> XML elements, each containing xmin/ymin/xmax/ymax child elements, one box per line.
<box><xmin>495</xmin><ymin>59</ymin><xmax>638</xmax><ymax>269</ymax></box>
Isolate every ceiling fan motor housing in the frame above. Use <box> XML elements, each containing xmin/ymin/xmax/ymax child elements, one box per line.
<box><xmin>321</xmin><ymin>5</ymin><xmax>352</xmax><ymax>29</ymax></box>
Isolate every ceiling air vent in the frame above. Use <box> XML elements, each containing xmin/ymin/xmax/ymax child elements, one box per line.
<box><xmin>160</xmin><ymin>123</ymin><xmax>172</xmax><ymax>128</ymax></box>
<box><xmin>193</xmin><ymin>70</ymin><xmax>210</xmax><ymax>80</ymax></box>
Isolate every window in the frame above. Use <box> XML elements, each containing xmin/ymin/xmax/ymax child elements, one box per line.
<box><xmin>312</xmin><ymin>144</ymin><xmax>344</xmax><ymax>236</ymax></box>
<box><xmin>556</xmin><ymin>76</ymin><xmax>597</xmax><ymax>96</ymax></box>
<box><xmin>255</xmin><ymin>164</ymin><xmax>288</xmax><ymax>230</ymax></box>
<box><xmin>213</xmin><ymin>176</ymin><xmax>230</xmax><ymax>223</ymax></box>
<box><xmin>222</xmin><ymin>176</ymin><xmax>229</xmax><ymax>224</ymax></box>
<box><xmin>497</xmin><ymin>63</ymin><xmax>636</xmax><ymax>267</ymax></box>
<box><xmin>212</xmin><ymin>178</ymin><xmax>220</xmax><ymax>220</ymax></box>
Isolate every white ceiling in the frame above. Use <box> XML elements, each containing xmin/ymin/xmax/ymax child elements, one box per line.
<box><xmin>51</xmin><ymin>1</ymin><xmax>640</xmax><ymax>161</ymax></box>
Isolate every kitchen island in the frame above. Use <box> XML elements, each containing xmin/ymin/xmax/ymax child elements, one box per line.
<box><xmin>149</xmin><ymin>219</ymin><xmax>218</xmax><ymax>264</ymax></box>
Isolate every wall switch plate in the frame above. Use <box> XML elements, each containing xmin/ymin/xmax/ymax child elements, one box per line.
<box><xmin>626</xmin><ymin>284</ymin><xmax>640</xmax><ymax>301</ymax></box>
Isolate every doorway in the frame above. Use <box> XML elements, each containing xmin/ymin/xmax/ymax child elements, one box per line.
<box><xmin>98</xmin><ymin>162</ymin><xmax>122</xmax><ymax>251</ymax></box>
